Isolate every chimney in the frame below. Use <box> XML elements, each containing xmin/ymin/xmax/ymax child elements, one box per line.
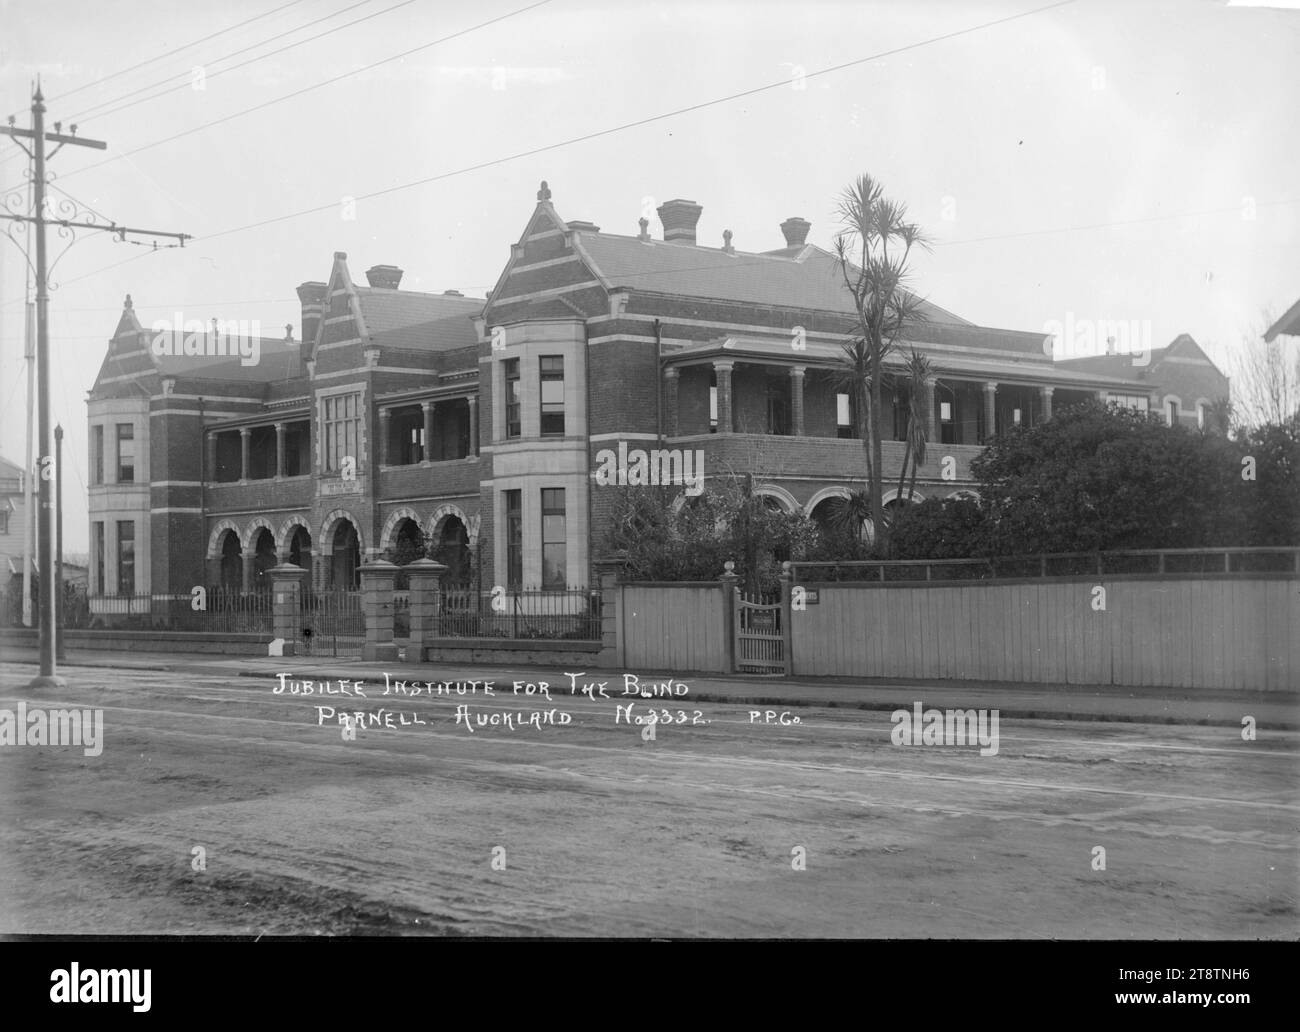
<box><xmin>365</xmin><ymin>264</ymin><xmax>403</xmax><ymax>289</ymax></box>
<box><xmin>657</xmin><ymin>199</ymin><xmax>703</xmax><ymax>245</ymax></box>
<box><xmin>443</xmin><ymin>289</ymin><xmax>463</xmax><ymax>297</ymax></box>
<box><xmin>780</xmin><ymin>217</ymin><xmax>811</xmax><ymax>248</ymax></box>
<box><xmin>295</xmin><ymin>281</ymin><xmax>327</xmax><ymax>370</ymax></box>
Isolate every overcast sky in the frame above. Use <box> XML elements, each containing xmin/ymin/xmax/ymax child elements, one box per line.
<box><xmin>1</xmin><ymin>0</ymin><xmax>1297</xmax><ymax>551</ymax></box>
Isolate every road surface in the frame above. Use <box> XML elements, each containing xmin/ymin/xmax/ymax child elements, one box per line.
<box><xmin>1</xmin><ymin>660</ymin><xmax>1295</xmax><ymax>937</ymax></box>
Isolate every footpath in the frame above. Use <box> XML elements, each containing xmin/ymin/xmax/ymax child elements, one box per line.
<box><xmin>2</xmin><ymin>643</ymin><xmax>1297</xmax><ymax>730</ymax></box>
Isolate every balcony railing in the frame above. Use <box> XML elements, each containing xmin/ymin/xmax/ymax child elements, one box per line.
<box><xmin>669</xmin><ymin>432</ymin><xmax>985</xmax><ymax>483</ymax></box>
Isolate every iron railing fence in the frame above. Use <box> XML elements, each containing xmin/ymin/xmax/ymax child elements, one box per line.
<box><xmin>434</xmin><ymin>586</ymin><xmax>602</xmax><ymax>640</ymax></box>
<box><xmin>83</xmin><ymin>588</ymin><xmax>274</xmax><ymax>632</ymax></box>
<box><xmin>790</xmin><ymin>547</ymin><xmax>1300</xmax><ymax>584</ymax></box>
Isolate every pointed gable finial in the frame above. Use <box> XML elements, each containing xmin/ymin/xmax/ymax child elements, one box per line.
<box><xmin>124</xmin><ymin>294</ymin><xmax>133</xmax><ymax>310</ymax></box>
<box><xmin>638</xmin><ymin>217</ymin><xmax>650</xmax><ymax>241</ymax></box>
<box><xmin>537</xmin><ymin>180</ymin><xmax>551</xmax><ymax>202</ymax></box>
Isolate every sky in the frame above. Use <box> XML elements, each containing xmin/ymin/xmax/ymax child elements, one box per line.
<box><xmin>0</xmin><ymin>0</ymin><xmax>1297</xmax><ymax>552</ymax></box>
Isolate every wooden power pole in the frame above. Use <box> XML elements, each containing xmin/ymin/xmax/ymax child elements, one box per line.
<box><xmin>1</xmin><ymin>84</ymin><xmax>189</xmax><ymax>687</ymax></box>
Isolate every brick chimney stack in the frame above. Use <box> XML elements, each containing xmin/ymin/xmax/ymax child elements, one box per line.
<box><xmin>295</xmin><ymin>281</ymin><xmax>327</xmax><ymax>371</ymax></box>
<box><xmin>657</xmin><ymin>199</ymin><xmax>703</xmax><ymax>245</ymax></box>
<box><xmin>365</xmin><ymin>264</ymin><xmax>403</xmax><ymax>289</ymax></box>
<box><xmin>780</xmin><ymin>217</ymin><xmax>811</xmax><ymax>248</ymax></box>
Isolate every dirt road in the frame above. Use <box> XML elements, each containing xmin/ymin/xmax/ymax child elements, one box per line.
<box><xmin>1</xmin><ymin>661</ymin><xmax>1295</xmax><ymax>937</ymax></box>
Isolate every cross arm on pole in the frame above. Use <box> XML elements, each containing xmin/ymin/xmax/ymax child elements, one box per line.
<box><xmin>0</xmin><ymin>125</ymin><xmax>107</xmax><ymax>150</ymax></box>
<box><xmin>0</xmin><ymin>213</ymin><xmax>190</xmax><ymax>245</ymax></box>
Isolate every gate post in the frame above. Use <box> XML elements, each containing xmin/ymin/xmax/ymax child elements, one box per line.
<box><xmin>269</xmin><ymin>563</ymin><xmax>308</xmax><ymax>656</ymax></box>
<box><xmin>359</xmin><ymin>557</ymin><xmax>399</xmax><ymax>662</ymax></box>
<box><xmin>779</xmin><ymin>560</ymin><xmax>793</xmax><ymax>675</ymax></box>
<box><xmin>405</xmin><ymin>557</ymin><xmax>447</xmax><ymax>666</ymax></box>
<box><xmin>593</xmin><ymin>559</ymin><xmax>624</xmax><ymax>668</ymax></box>
<box><xmin>720</xmin><ymin>560</ymin><xmax>739</xmax><ymax>674</ymax></box>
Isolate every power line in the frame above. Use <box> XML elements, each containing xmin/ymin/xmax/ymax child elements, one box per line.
<box><xmin>0</xmin><ymin>0</ymin><xmax>385</xmax><ymax>173</ymax></box>
<box><xmin>931</xmin><ymin>199</ymin><xmax>1296</xmax><ymax>246</ymax></box>
<box><xmin>70</xmin><ymin>0</ymin><xmax>393</xmax><ymax>123</ymax></box>
<box><xmin>187</xmin><ymin>0</ymin><xmax>1079</xmax><ymax>242</ymax></box>
<box><xmin>36</xmin><ymin>0</ymin><xmax>1255</xmax><ymax>301</ymax></box>
<box><xmin>4</xmin><ymin>0</ymin><xmax>312</xmax><ymax>119</ymax></box>
<box><xmin>58</xmin><ymin>0</ymin><xmax>556</xmax><ymax>182</ymax></box>
<box><xmin>1</xmin><ymin>297</ymin><xmax>297</xmax><ymax>313</ymax></box>
<box><xmin>27</xmin><ymin>189</ymin><xmax>1296</xmax><ymax>316</ymax></box>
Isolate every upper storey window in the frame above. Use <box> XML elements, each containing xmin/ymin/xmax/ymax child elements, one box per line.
<box><xmin>504</xmin><ymin>359</ymin><xmax>521</xmax><ymax>439</ymax></box>
<box><xmin>540</xmin><ymin>356</ymin><xmax>565</xmax><ymax>436</ymax></box>
<box><xmin>116</xmin><ymin>424</ymin><xmax>135</xmax><ymax>483</ymax></box>
<box><xmin>323</xmin><ymin>393</ymin><xmax>361</xmax><ymax>472</ymax></box>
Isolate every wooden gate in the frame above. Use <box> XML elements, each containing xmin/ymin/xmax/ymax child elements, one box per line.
<box><xmin>733</xmin><ymin>589</ymin><xmax>789</xmax><ymax>675</ymax></box>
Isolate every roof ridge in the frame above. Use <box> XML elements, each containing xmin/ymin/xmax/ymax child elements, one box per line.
<box><xmin>355</xmin><ymin>285</ymin><xmax>485</xmax><ymax>301</ymax></box>
<box><xmin>584</xmin><ymin>230</ymin><xmax>807</xmax><ymax>264</ymax></box>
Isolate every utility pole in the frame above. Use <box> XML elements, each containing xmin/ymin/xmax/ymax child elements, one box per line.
<box><xmin>1</xmin><ymin>84</ymin><xmax>189</xmax><ymax>688</ymax></box>
<box><xmin>21</xmin><ymin>254</ymin><xmax>34</xmax><ymax>627</ymax></box>
<box><xmin>55</xmin><ymin>424</ymin><xmax>65</xmax><ymax>661</ymax></box>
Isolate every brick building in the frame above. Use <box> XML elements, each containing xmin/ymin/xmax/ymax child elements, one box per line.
<box><xmin>86</xmin><ymin>180</ymin><xmax>1227</xmax><ymax>603</ymax></box>
<box><xmin>1054</xmin><ymin>332</ymin><xmax>1230</xmax><ymax>429</ymax></box>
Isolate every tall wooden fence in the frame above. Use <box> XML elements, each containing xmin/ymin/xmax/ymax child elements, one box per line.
<box><xmin>787</xmin><ymin>549</ymin><xmax>1300</xmax><ymax>690</ymax></box>
<box><xmin>601</xmin><ymin>550</ymin><xmax>1299</xmax><ymax>690</ymax></box>
<box><xmin>788</xmin><ymin>578</ymin><xmax>1298</xmax><ymax>690</ymax></box>
<box><xmin>619</xmin><ymin>582</ymin><xmax>730</xmax><ymax>673</ymax></box>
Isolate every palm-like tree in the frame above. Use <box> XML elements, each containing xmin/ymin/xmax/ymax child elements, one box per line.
<box><xmin>895</xmin><ymin>348</ymin><xmax>935</xmax><ymax>505</ymax></box>
<box><xmin>833</xmin><ymin>173</ymin><xmax>930</xmax><ymax>556</ymax></box>
<box><xmin>831</xmin><ymin>338</ymin><xmax>875</xmax><ymax>493</ymax></box>
<box><xmin>827</xmin><ymin>489</ymin><xmax>873</xmax><ymax>544</ymax></box>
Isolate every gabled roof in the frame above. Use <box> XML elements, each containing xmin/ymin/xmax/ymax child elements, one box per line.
<box><xmin>1051</xmin><ymin>352</ymin><xmax>1148</xmax><ymax>377</ymax></box>
<box><xmin>1055</xmin><ymin>334</ymin><xmax>1225</xmax><ymax>380</ymax></box>
<box><xmin>152</xmin><ymin>335</ymin><xmax>300</xmax><ymax>382</ymax></box>
<box><xmin>1265</xmin><ymin>296</ymin><xmax>1300</xmax><ymax>342</ymax></box>
<box><xmin>352</xmin><ymin>287</ymin><xmax>483</xmax><ymax>351</ymax></box>
<box><xmin>576</xmin><ymin>232</ymin><xmax>971</xmax><ymax>326</ymax></box>
<box><xmin>91</xmin><ymin>296</ymin><xmax>299</xmax><ymax>387</ymax></box>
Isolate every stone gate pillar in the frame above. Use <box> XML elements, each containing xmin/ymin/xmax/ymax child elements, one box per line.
<box><xmin>269</xmin><ymin>563</ymin><xmax>308</xmax><ymax>656</ymax></box>
<box><xmin>405</xmin><ymin>557</ymin><xmax>447</xmax><ymax>666</ymax></box>
<box><xmin>593</xmin><ymin>558</ymin><xmax>624</xmax><ymax>668</ymax></box>
<box><xmin>359</xmin><ymin>557</ymin><xmax>398</xmax><ymax>662</ymax></box>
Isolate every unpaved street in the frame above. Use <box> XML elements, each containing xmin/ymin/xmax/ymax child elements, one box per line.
<box><xmin>1</xmin><ymin>661</ymin><xmax>1296</xmax><ymax>938</ymax></box>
